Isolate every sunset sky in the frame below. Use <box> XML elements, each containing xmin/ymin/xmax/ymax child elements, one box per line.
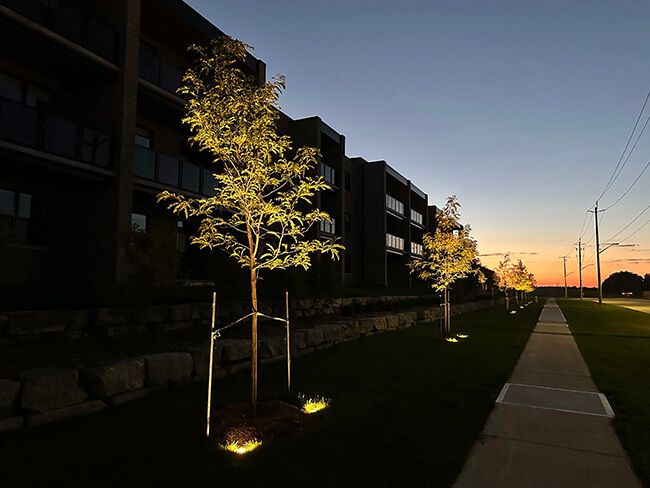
<box><xmin>186</xmin><ymin>0</ymin><xmax>650</xmax><ymax>287</ymax></box>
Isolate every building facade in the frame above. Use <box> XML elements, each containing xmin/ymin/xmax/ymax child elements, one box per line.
<box><xmin>0</xmin><ymin>0</ymin><xmax>441</xmax><ymax>302</ymax></box>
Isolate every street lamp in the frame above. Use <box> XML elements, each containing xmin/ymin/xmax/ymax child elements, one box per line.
<box><xmin>596</xmin><ymin>243</ymin><xmax>636</xmax><ymax>304</ymax></box>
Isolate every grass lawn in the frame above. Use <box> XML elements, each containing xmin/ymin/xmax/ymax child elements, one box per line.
<box><xmin>1</xmin><ymin>302</ymin><xmax>542</xmax><ymax>488</ymax></box>
<box><xmin>558</xmin><ymin>299</ymin><xmax>650</xmax><ymax>488</ymax></box>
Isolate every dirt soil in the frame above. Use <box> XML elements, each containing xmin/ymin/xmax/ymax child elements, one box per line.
<box><xmin>212</xmin><ymin>400</ymin><xmax>312</xmax><ymax>446</ymax></box>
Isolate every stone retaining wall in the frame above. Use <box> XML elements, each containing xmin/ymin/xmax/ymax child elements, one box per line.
<box><xmin>0</xmin><ymin>298</ymin><xmax>501</xmax><ymax>433</ymax></box>
<box><xmin>0</xmin><ymin>295</ymin><xmax>457</xmax><ymax>344</ymax></box>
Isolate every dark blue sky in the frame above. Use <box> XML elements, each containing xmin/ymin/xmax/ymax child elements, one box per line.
<box><xmin>186</xmin><ymin>0</ymin><xmax>650</xmax><ymax>285</ymax></box>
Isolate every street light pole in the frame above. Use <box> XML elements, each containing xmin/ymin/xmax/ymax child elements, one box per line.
<box><xmin>559</xmin><ymin>255</ymin><xmax>569</xmax><ymax>298</ymax></box>
<box><xmin>576</xmin><ymin>238</ymin><xmax>583</xmax><ymax>300</ymax></box>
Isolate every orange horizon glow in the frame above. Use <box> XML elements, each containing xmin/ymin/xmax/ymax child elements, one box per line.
<box><xmin>480</xmin><ymin>255</ymin><xmax>649</xmax><ymax>288</ymax></box>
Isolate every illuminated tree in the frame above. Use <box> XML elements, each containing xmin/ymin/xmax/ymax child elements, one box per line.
<box><xmin>512</xmin><ymin>260</ymin><xmax>537</xmax><ymax>303</ymax></box>
<box><xmin>408</xmin><ymin>195</ymin><xmax>478</xmax><ymax>337</ymax></box>
<box><xmin>494</xmin><ymin>253</ymin><xmax>516</xmax><ymax>310</ymax></box>
<box><xmin>158</xmin><ymin>37</ymin><xmax>343</xmax><ymax>416</ymax></box>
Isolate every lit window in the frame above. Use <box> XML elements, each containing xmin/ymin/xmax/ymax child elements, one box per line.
<box><xmin>386</xmin><ymin>195</ymin><xmax>404</xmax><ymax>216</ymax></box>
<box><xmin>386</xmin><ymin>233</ymin><xmax>405</xmax><ymax>250</ymax></box>
<box><xmin>320</xmin><ymin>218</ymin><xmax>336</xmax><ymax>235</ymax></box>
<box><xmin>411</xmin><ymin>209</ymin><xmax>423</xmax><ymax>225</ymax></box>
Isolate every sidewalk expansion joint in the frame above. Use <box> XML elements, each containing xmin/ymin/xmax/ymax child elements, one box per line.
<box><xmin>482</xmin><ymin>435</ymin><xmax>626</xmax><ymax>458</ymax></box>
<box><xmin>512</xmin><ymin>369</ymin><xmax>592</xmax><ymax>378</ymax></box>
<box><xmin>495</xmin><ymin>383</ymin><xmax>615</xmax><ymax>418</ymax></box>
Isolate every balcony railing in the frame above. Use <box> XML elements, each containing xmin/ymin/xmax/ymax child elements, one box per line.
<box><xmin>386</xmin><ymin>233</ymin><xmax>405</xmax><ymax>251</ymax></box>
<box><xmin>411</xmin><ymin>242</ymin><xmax>423</xmax><ymax>256</ymax></box>
<box><xmin>411</xmin><ymin>209</ymin><xmax>423</xmax><ymax>225</ymax></box>
<box><xmin>139</xmin><ymin>47</ymin><xmax>184</xmax><ymax>96</ymax></box>
<box><xmin>320</xmin><ymin>162</ymin><xmax>336</xmax><ymax>187</ymax></box>
<box><xmin>0</xmin><ymin>97</ymin><xmax>112</xmax><ymax>168</ymax></box>
<box><xmin>133</xmin><ymin>147</ymin><xmax>215</xmax><ymax>196</ymax></box>
<box><xmin>2</xmin><ymin>0</ymin><xmax>118</xmax><ymax>62</ymax></box>
<box><xmin>386</xmin><ymin>195</ymin><xmax>404</xmax><ymax>216</ymax></box>
<box><xmin>320</xmin><ymin>218</ymin><xmax>336</xmax><ymax>235</ymax></box>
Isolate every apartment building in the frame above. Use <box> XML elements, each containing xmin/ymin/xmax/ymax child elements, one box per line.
<box><xmin>357</xmin><ymin>159</ymin><xmax>428</xmax><ymax>289</ymax></box>
<box><xmin>0</xmin><ymin>0</ymin><xmax>264</xmax><ymax>296</ymax></box>
<box><xmin>0</xmin><ymin>0</ymin><xmax>437</xmax><ymax>299</ymax></box>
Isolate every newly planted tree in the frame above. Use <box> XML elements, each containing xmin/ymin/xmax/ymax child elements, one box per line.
<box><xmin>408</xmin><ymin>196</ymin><xmax>478</xmax><ymax>337</ymax></box>
<box><xmin>494</xmin><ymin>253</ymin><xmax>516</xmax><ymax>310</ymax></box>
<box><xmin>158</xmin><ymin>37</ymin><xmax>343</xmax><ymax>416</ymax></box>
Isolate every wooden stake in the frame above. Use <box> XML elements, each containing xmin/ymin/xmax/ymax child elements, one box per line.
<box><xmin>286</xmin><ymin>291</ymin><xmax>291</xmax><ymax>392</ymax></box>
<box><xmin>206</xmin><ymin>292</ymin><xmax>217</xmax><ymax>438</ymax></box>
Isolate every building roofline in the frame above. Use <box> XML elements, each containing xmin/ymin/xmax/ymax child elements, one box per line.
<box><xmin>164</xmin><ymin>0</ymin><xmax>261</xmax><ymax>72</ymax></box>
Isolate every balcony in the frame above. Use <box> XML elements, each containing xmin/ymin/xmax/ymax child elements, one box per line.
<box><xmin>411</xmin><ymin>242</ymin><xmax>423</xmax><ymax>256</ymax></box>
<box><xmin>139</xmin><ymin>46</ymin><xmax>184</xmax><ymax>96</ymax></box>
<box><xmin>1</xmin><ymin>0</ymin><xmax>118</xmax><ymax>62</ymax></box>
<box><xmin>320</xmin><ymin>162</ymin><xmax>336</xmax><ymax>188</ymax></box>
<box><xmin>411</xmin><ymin>209</ymin><xmax>423</xmax><ymax>226</ymax></box>
<box><xmin>386</xmin><ymin>194</ymin><xmax>404</xmax><ymax>216</ymax></box>
<box><xmin>319</xmin><ymin>218</ymin><xmax>336</xmax><ymax>235</ymax></box>
<box><xmin>133</xmin><ymin>146</ymin><xmax>215</xmax><ymax>196</ymax></box>
<box><xmin>0</xmin><ymin>97</ymin><xmax>112</xmax><ymax>168</ymax></box>
<box><xmin>386</xmin><ymin>233</ymin><xmax>405</xmax><ymax>251</ymax></box>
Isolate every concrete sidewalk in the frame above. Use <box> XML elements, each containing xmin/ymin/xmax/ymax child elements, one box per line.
<box><xmin>453</xmin><ymin>298</ymin><xmax>642</xmax><ymax>488</ymax></box>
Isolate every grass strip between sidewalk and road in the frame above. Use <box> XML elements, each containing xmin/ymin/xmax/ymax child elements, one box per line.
<box><xmin>558</xmin><ymin>299</ymin><xmax>650</xmax><ymax>488</ymax></box>
<box><xmin>2</xmin><ymin>301</ymin><xmax>542</xmax><ymax>488</ymax></box>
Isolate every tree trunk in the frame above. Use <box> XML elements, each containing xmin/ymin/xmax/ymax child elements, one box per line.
<box><xmin>250</xmin><ymin>264</ymin><xmax>258</xmax><ymax>418</ymax></box>
<box><xmin>444</xmin><ymin>286</ymin><xmax>449</xmax><ymax>337</ymax></box>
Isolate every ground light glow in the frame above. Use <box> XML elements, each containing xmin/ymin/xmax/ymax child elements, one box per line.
<box><xmin>220</xmin><ymin>439</ymin><xmax>262</xmax><ymax>455</ymax></box>
<box><xmin>300</xmin><ymin>395</ymin><xmax>330</xmax><ymax>414</ymax></box>
<box><xmin>457</xmin><ymin>334</ymin><xmax>469</xmax><ymax>339</ymax></box>
<box><xmin>446</xmin><ymin>337</ymin><xmax>459</xmax><ymax>343</ymax></box>
<box><xmin>509</xmin><ymin>311</ymin><xmax>517</xmax><ymax>314</ymax></box>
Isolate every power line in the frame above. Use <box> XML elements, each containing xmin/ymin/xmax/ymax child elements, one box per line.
<box><xmin>596</xmin><ymin>89</ymin><xmax>650</xmax><ymax>203</ymax></box>
<box><xmin>618</xmin><ymin>215</ymin><xmax>650</xmax><ymax>244</ymax></box>
<box><xmin>600</xmin><ymin>159</ymin><xmax>650</xmax><ymax>211</ymax></box>
<box><xmin>604</xmin><ymin>202</ymin><xmax>650</xmax><ymax>243</ymax></box>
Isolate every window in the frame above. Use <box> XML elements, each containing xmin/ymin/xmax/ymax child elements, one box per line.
<box><xmin>386</xmin><ymin>195</ymin><xmax>405</xmax><ymax>216</ymax></box>
<box><xmin>344</xmin><ymin>172</ymin><xmax>351</xmax><ymax>192</ymax></box>
<box><xmin>0</xmin><ymin>189</ymin><xmax>47</xmax><ymax>245</ymax></box>
<box><xmin>344</xmin><ymin>212</ymin><xmax>351</xmax><ymax>232</ymax></box>
<box><xmin>386</xmin><ymin>233</ymin><xmax>405</xmax><ymax>251</ymax></box>
<box><xmin>344</xmin><ymin>253</ymin><xmax>352</xmax><ymax>274</ymax></box>
<box><xmin>81</xmin><ymin>128</ymin><xmax>111</xmax><ymax>168</ymax></box>
<box><xmin>131</xmin><ymin>213</ymin><xmax>147</xmax><ymax>232</ymax></box>
<box><xmin>157</xmin><ymin>153</ymin><xmax>179</xmax><ymax>186</ymax></box>
<box><xmin>411</xmin><ymin>209</ymin><xmax>423</xmax><ymax>225</ymax></box>
<box><xmin>411</xmin><ymin>242</ymin><xmax>423</xmax><ymax>256</ymax></box>
<box><xmin>134</xmin><ymin>127</ymin><xmax>155</xmax><ymax>179</ymax></box>
<box><xmin>320</xmin><ymin>218</ymin><xmax>336</xmax><ymax>235</ymax></box>
<box><xmin>176</xmin><ymin>221</ymin><xmax>186</xmax><ymax>252</ymax></box>
<box><xmin>135</xmin><ymin>127</ymin><xmax>152</xmax><ymax>148</ymax></box>
<box><xmin>0</xmin><ymin>71</ymin><xmax>53</xmax><ymax>110</ymax></box>
<box><xmin>320</xmin><ymin>163</ymin><xmax>336</xmax><ymax>187</ymax></box>
<box><xmin>181</xmin><ymin>161</ymin><xmax>200</xmax><ymax>193</ymax></box>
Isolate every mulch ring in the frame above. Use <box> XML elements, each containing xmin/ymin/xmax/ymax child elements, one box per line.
<box><xmin>212</xmin><ymin>400</ymin><xmax>313</xmax><ymax>450</ymax></box>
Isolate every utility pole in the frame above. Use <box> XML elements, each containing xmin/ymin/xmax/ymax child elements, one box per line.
<box><xmin>559</xmin><ymin>255</ymin><xmax>569</xmax><ymax>297</ymax></box>
<box><xmin>589</xmin><ymin>203</ymin><xmax>603</xmax><ymax>305</ymax></box>
<box><xmin>576</xmin><ymin>239</ymin><xmax>584</xmax><ymax>300</ymax></box>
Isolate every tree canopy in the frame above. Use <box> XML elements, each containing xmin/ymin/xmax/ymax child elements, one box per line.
<box><xmin>603</xmin><ymin>271</ymin><xmax>644</xmax><ymax>296</ymax></box>
<box><xmin>408</xmin><ymin>196</ymin><xmax>479</xmax><ymax>293</ymax></box>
